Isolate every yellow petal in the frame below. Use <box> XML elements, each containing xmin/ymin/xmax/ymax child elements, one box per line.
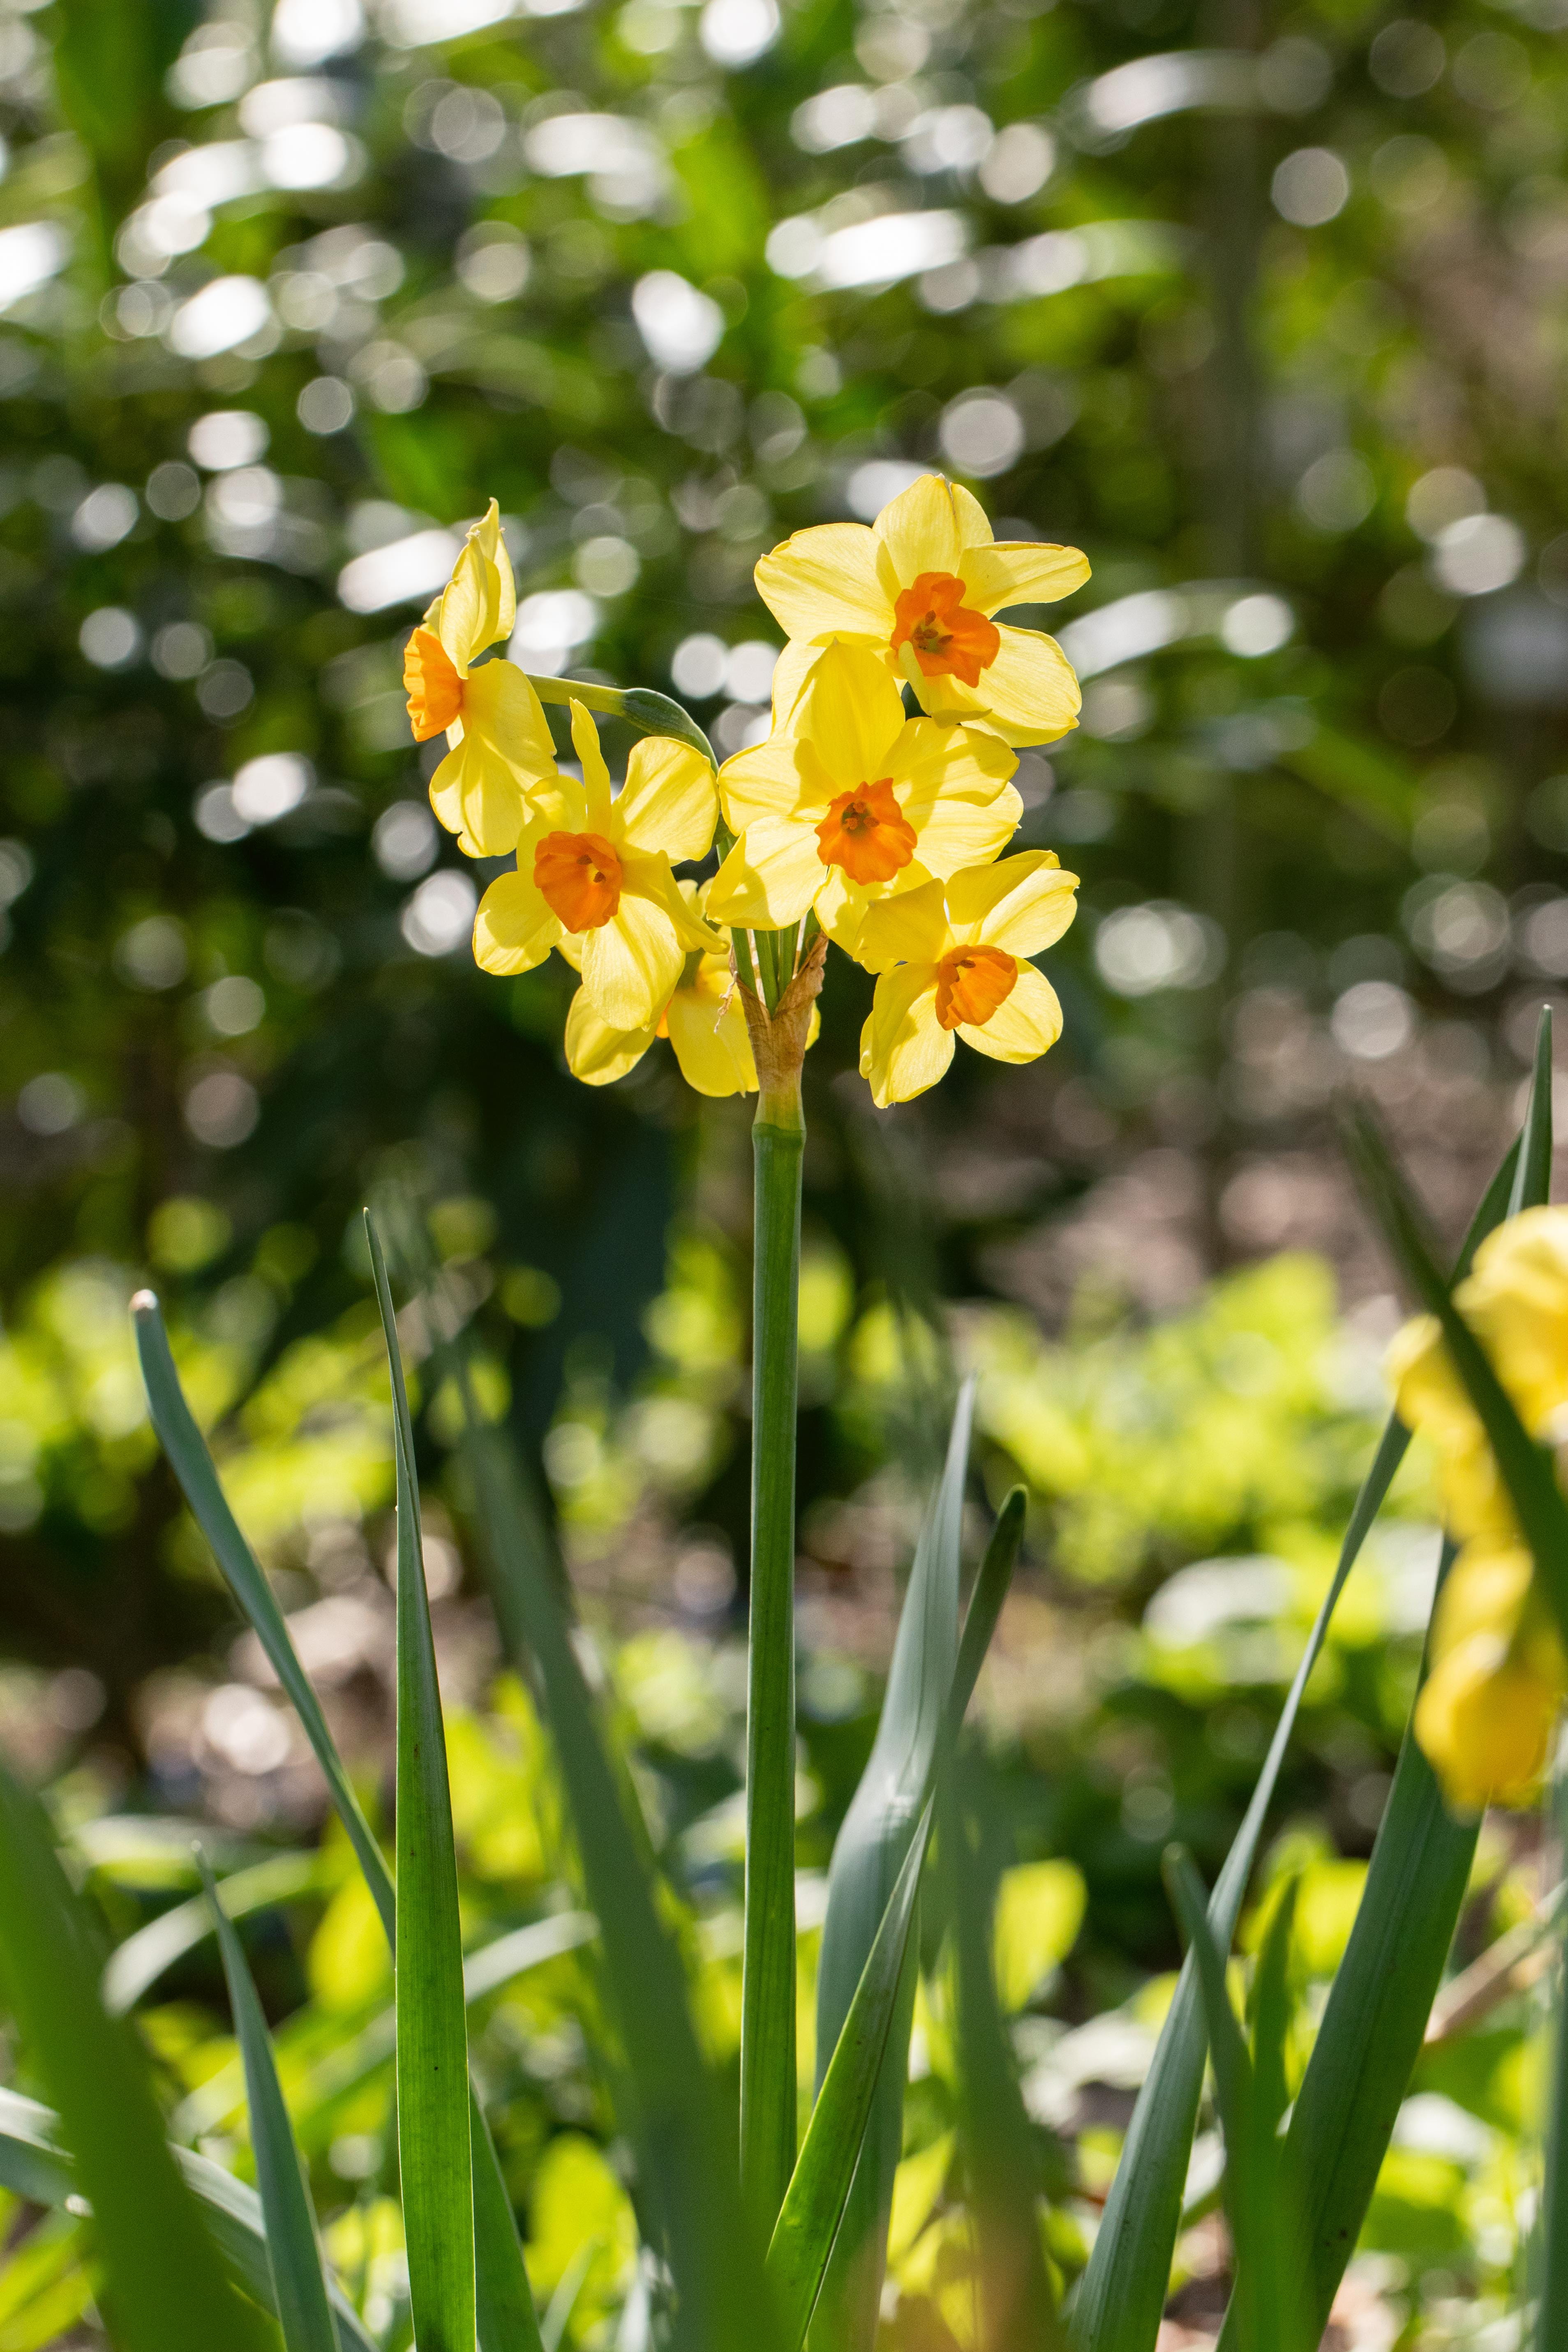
<box><xmin>568</xmin><ymin>700</ymin><xmax>614</xmax><ymax>832</ymax></box>
<box><xmin>719</xmin><ymin>734</ymin><xmax>816</xmax><ymax>834</ymax></box>
<box><xmin>755</xmin><ymin>523</ymin><xmax>890</xmax><ymax>643</ymax></box>
<box><xmin>814</xmin><ymin>867</ymin><xmax>878</xmax><ymax>957</ymax></box>
<box><xmin>1460</xmin><ymin>1206</ymin><xmax>1568</xmax><ymax>1436</ymax></box>
<box><xmin>471</xmin><ymin>497</ymin><xmax>516</xmax><ymax>641</ymax></box>
<box><xmin>860</xmin><ymin>962</ymin><xmax>953</xmax><ymax>1107</ymax></box>
<box><xmin>959</xmin><ymin>959</ymin><xmax>1062</xmax><ymax>1063</ymax></box>
<box><xmin>580</xmin><ymin>894</ymin><xmax>684</xmax><ymax>1030</ymax></box>
<box><xmin>908</xmin><ymin>624</ymin><xmax>1082</xmax><ymax>748</ymax></box>
<box><xmin>1430</xmin><ymin>1542</ymin><xmax>1535</xmax><ymax>1662</ymax></box>
<box><xmin>436</xmin><ymin>499</ymin><xmax>514</xmax><ymax>670</ymax></box>
<box><xmin>958</xmin><ymin>541</ymin><xmax>1092</xmax><ymax>616</ymax></box>
<box><xmin>894</xmin><ymin>737</ymin><xmax>1021</xmax><ymax>879</ymax></box>
<box><xmin>1414</xmin><ymin>1639</ymin><xmax>1559</xmax><ymax>1812</ymax></box>
<box><xmin>771</xmin><ymin>638</ymin><xmax>823</xmax><ymax>729</ymax></box>
<box><xmin>852</xmin><ymin>878</ymin><xmax>952</xmax><ymax>974</ymax></box>
<box><xmin>705</xmin><ymin>819</ymin><xmax>824</xmax><ymax>929</ymax></box>
<box><xmin>949</xmin><ymin>483</ymin><xmax>993</xmax><ymax>547</ymax></box>
<box><xmin>872</xmin><ymin>473</ymin><xmax>965</xmax><ymax>595</ymax></box>
<box><xmin>616</xmin><ymin>736</ymin><xmax>717</xmax><ymax>863</ymax></box>
<box><xmin>429</xmin><ymin>662</ymin><xmax>561</xmax><ymax>856</ymax></box>
<box><xmin>666</xmin><ymin>982</ymin><xmax>756</xmax><ymax>1097</ymax></box>
<box><xmin>620</xmin><ymin>850</ymin><xmax>725</xmax><ymax>950</ymax></box>
<box><xmin>565</xmin><ymin>988</ymin><xmax>656</xmax><ymax>1085</ymax></box>
<box><xmin>890</xmin><ymin>714</ymin><xmax>1016</xmax><ymax>799</ymax></box>
<box><xmin>951</xmin><ymin>852</ymin><xmax>1080</xmax><ymax>957</ymax></box>
<box><xmin>473</xmin><ymin>870</ymin><xmax>562</xmax><ymax>976</ymax></box>
<box><xmin>790</xmin><ymin>640</ymin><xmax>907</xmax><ymax>786</ymax></box>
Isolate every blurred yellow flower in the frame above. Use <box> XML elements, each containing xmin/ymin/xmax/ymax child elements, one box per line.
<box><xmin>1386</xmin><ymin>1206</ymin><xmax>1568</xmax><ymax>1552</ymax></box>
<box><xmin>403</xmin><ymin>501</ymin><xmax>558</xmax><ymax>857</ymax></box>
<box><xmin>1386</xmin><ymin>1208</ymin><xmax>1568</xmax><ymax>1807</ymax></box>
<box><xmin>706</xmin><ymin>642</ymin><xmax>1020</xmax><ymax>953</ymax></box>
<box><xmin>854</xmin><ymin>852</ymin><xmax>1078</xmax><ymax>1107</ymax></box>
<box><xmin>472</xmin><ymin>702</ymin><xmax>720</xmax><ymax>1030</ymax></box>
<box><xmin>755</xmin><ymin>473</ymin><xmax>1088</xmax><ymax>748</ymax></box>
<box><xmin>564</xmin><ymin>886</ymin><xmax>757</xmax><ymax>1097</ymax></box>
<box><xmin>1414</xmin><ymin>1540</ymin><xmax>1566</xmax><ymax>1810</ymax></box>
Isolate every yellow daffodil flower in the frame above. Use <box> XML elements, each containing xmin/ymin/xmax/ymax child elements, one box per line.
<box><xmin>403</xmin><ymin>500</ymin><xmax>558</xmax><ymax>857</ymax></box>
<box><xmin>755</xmin><ymin>473</ymin><xmax>1089</xmax><ymax>748</ymax></box>
<box><xmin>853</xmin><ymin>852</ymin><xmax>1079</xmax><ymax>1107</ymax></box>
<box><xmin>706</xmin><ymin>642</ymin><xmax>1021</xmax><ymax>953</ymax></box>
<box><xmin>1387</xmin><ymin>1206</ymin><xmax>1568</xmax><ymax>1553</ymax></box>
<box><xmin>472</xmin><ymin>702</ymin><xmax>721</xmax><ymax>1031</ymax></box>
<box><xmin>1413</xmin><ymin>1539</ymin><xmax>1566</xmax><ymax>1810</ymax></box>
<box><xmin>564</xmin><ymin>886</ymin><xmax>757</xmax><ymax>1097</ymax></box>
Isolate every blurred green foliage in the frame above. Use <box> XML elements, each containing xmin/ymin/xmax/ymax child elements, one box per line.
<box><xmin>2</xmin><ymin>0</ymin><xmax>1567</xmax><ymax>2334</ymax></box>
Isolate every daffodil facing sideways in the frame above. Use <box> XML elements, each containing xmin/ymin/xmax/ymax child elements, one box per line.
<box><xmin>854</xmin><ymin>852</ymin><xmax>1079</xmax><ymax>1108</ymax></box>
<box><xmin>471</xmin><ymin>701</ymin><xmax>722</xmax><ymax>1031</ymax></box>
<box><xmin>565</xmin><ymin>885</ymin><xmax>762</xmax><ymax>1097</ymax></box>
<box><xmin>1413</xmin><ymin>1540</ymin><xmax>1567</xmax><ymax>1811</ymax></box>
<box><xmin>705</xmin><ymin>641</ymin><xmax>1022</xmax><ymax>954</ymax></box>
<box><xmin>402</xmin><ymin>500</ymin><xmax>559</xmax><ymax>856</ymax></box>
<box><xmin>755</xmin><ymin>472</ymin><xmax>1089</xmax><ymax>748</ymax></box>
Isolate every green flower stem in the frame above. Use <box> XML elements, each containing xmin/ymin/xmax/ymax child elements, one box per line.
<box><xmin>739</xmin><ymin>929</ymin><xmax>826</xmax><ymax>2234</ymax></box>
<box><xmin>742</xmin><ymin>1065</ymin><xmax>803</xmax><ymax>2232</ymax></box>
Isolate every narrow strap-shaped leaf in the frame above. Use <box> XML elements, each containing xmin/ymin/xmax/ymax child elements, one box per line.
<box><xmin>1538</xmin><ymin>1775</ymin><xmax>1568</xmax><ymax>2337</ymax></box>
<box><xmin>1222</xmin><ymin>1583</ymin><xmax>1476</xmax><ymax>2350</ymax></box>
<box><xmin>435</xmin><ymin>1280</ymin><xmax>778</xmax><ymax>2352</ymax></box>
<box><xmin>369</xmin><ymin>1219</ymin><xmax>476</xmax><ymax>2352</ymax></box>
<box><xmin>1069</xmin><ymin>1132</ymin><xmax>1524</xmax><ymax>2352</ymax></box>
<box><xmin>1248</xmin><ymin>1876</ymin><xmax>1298</xmax><ymax>2145</ymax></box>
<box><xmin>1346</xmin><ymin>1107</ymin><xmax>1568</xmax><ymax>1645</ymax></box>
<box><xmin>1509</xmin><ymin>1005</ymin><xmax>1554</xmax><ymax>1217</ymax></box>
<box><xmin>104</xmin><ymin>1851</ymin><xmax>326</xmax><ymax>2016</ymax></box>
<box><xmin>135</xmin><ymin>1282</ymin><xmax>544</xmax><ymax>2352</ymax></box>
<box><xmin>1212</xmin><ymin>1084</ymin><xmax>1556</xmax><ymax>2351</ymax></box>
<box><xmin>809</xmin><ymin>1381</ymin><xmax>975</xmax><ymax>2352</ymax></box>
<box><xmin>948</xmin><ymin>1765</ymin><xmax>1067</xmax><ymax>2352</ymax></box>
<box><xmin>947</xmin><ymin>1486</ymin><xmax>1027</xmax><ymax>1749</ymax></box>
<box><xmin>766</xmin><ymin>1804</ymin><xmax>933</xmax><ymax>2351</ymax></box>
<box><xmin>1164</xmin><ymin>1849</ymin><xmax>1269</xmax><ymax>2351</ymax></box>
<box><xmin>0</xmin><ymin>2086</ymin><xmax>379</xmax><ymax>2352</ymax></box>
<box><xmin>132</xmin><ymin>1294</ymin><xmax>395</xmax><ymax>1937</ymax></box>
<box><xmin>198</xmin><ymin>1851</ymin><xmax>340</xmax><ymax>2352</ymax></box>
<box><xmin>0</xmin><ymin>1760</ymin><xmax>269</xmax><ymax>2352</ymax></box>
<box><xmin>1165</xmin><ymin>1851</ymin><xmax>1313</xmax><ymax>2352</ymax></box>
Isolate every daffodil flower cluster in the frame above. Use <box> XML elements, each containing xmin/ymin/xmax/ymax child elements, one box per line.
<box><xmin>1387</xmin><ymin>1205</ymin><xmax>1568</xmax><ymax>1811</ymax></box>
<box><xmin>404</xmin><ymin>477</ymin><xmax>1088</xmax><ymax>1107</ymax></box>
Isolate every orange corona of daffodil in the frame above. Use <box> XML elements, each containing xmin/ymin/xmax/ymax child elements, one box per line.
<box><xmin>563</xmin><ymin>885</ymin><xmax>758</xmax><ymax>1097</ymax></box>
<box><xmin>471</xmin><ymin>701</ymin><xmax>721</xmax><ymax>1031</ymax></box>
<box><xmin>853</xmin><ymin>852</ymin><xmax>1079</xmax><ymax>1108</ymax></box>
<box><xmin>706</xmin><ymin>641</ymin><xmax>1021</xmax><ymax>952</ymax></box>
<box><xmin>755</xmin><ymin>473</ymin><xmax>1089</xmax><ymax>748</ymax></box>
<box><xmin>403</xmin><ymin>500</ymin><xmax>558</xmax><ymax>857</ymax></box>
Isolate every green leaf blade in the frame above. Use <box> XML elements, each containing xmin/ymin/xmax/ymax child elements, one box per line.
<box><xmin>198</xmin><ymin>1851</ymin><xmax>340</xmax><ymax>2352</ymax></box>
<box><xmin>809</xmin><ymin>1380</ymin><xmax>974</xmax><ymax>2352</ymax></box>
<box><xmin>134</xmin><ymin>1278</ymin><xmax>540</xmax><ymax>2352</ymax></box>
<box><xmin>767</xmin><ymin>1805</ymin><xmax>933</xmax><ymax>2351</ymax></box>
<box><xmin>0</xmin><ymin>1761</ymin><xmax>269</xmax><ymax>2352</ymax></box>
<box><xmin>131</xmin><ymin>1293</ymin><xmax>395</xmax><ymax>1937</ymax></box>
<box><xmin>948</xmin><ymin>1764</ymin><xmax>1067</xmax><ymax>2352</ymax></box>
<box><xmin>1069</xmin><ymin>1130</ymin><xmax>1528</xmax><ymax>2352</ymax></box>
<box><xmin>418</xmin><ymin>1248</ymin><xmax>777</xmax><ymax>2352</ymax></box>
<box><xmin>369</xmin><ymin>1220</ymin><xmax>476</xmax><ymax>2352</ymax></box>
